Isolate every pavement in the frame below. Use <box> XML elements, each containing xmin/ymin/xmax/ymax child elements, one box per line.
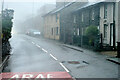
<box><xmin>0</xmin><ymin>55</ymin><xmax>9</xmax><ymax>73</ymax></box>
<box><xmin>62</xmin><ymin>43</ymin><xmax>120</xmax><ymax>65</ymax></box>
<box><xmin>107</xmin><ymin>58</ymin><xmax>120</xmax><ymax>65</ymax></box>
<box><xmin>3</xmin><ymin>34</ymin><xmax>119</xmax><ymax>78</ymax></box>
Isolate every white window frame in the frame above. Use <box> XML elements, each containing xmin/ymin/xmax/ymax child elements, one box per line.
<box><xmin>73</xmin><ymin>15</ymin><xmax>76</xmax><ymax>23</ymax></box>
<box><xmin>77</xmin><ymin>28</ymin><xmax>80</xmax><ymax>36</ymax></box>
<box><xmin>82</xmin><ymin>13</ymin><xmax>84</xmax><ymax>22</ymax></box>
<box><xmin>74</xmin><ymin>28</ymin><xmax>76</xmax><ymax>35</ymax></box>
<box><xmin>91</xmin><ymin>9</ymin><xmax>95</xmax><ymax>20</ymax></box>
<box><xmin>104</xmin><ymin>5</ymin><xmax>107</xmax><ymax>19</ymax></box>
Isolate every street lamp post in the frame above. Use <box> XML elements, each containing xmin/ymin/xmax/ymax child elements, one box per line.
<box><xmin>81</xmin><ymin>28</ymin><xmax>83</xmax><ymax>47</ymax></box>
<box><xmin>1</xmin><ymin>0</ymin><xmax>4</xmax><ymax>14</ymax></box>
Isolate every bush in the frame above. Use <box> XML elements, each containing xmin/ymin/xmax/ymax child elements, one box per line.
<box><xmin>85</xmin><ymin>26</ymin><xmax>99</xmax><ymax>46</ymax></box>
<box><xmin>73</xmin><ymin>35</ymin><xmax>81</xmax><ymax>46</ymax></box>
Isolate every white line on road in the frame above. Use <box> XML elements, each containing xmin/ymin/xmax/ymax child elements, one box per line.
<box><xmin>59</xmin><ymin>62</ymin><xmax>70</xmax><ymax>72</ymax></box>
<box><xmin>32</xmin><ymin>42</ymin><xmax>35</xmax><ymax>44</ymax></box>
<box><xmin>42</xmin><ymin>48</ymin><xmax>48</xmax><ymax>53</ymax></box>
<box><xmin>36</xmin><ymin>44</ymin><xmax>41</xmax><ymax>48</ymax></box>
<box><xmin>32</xmin><ymin>41</ymin><xmax>69</xmax><ymax>73</ymax></box>
<box><xmin>50</xmin><ymin>54</ymin><xmax>58</xmax><ymax>61</ymax></box>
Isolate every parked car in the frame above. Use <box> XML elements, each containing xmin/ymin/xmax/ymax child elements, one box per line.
<box><xmin>33</xmin><ymin>31</ymin><xmax>41</xmax><ymax>36</ymax></box>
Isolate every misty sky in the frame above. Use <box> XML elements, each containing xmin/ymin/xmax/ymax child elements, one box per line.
<box><xmin>3</xmin><ymin>1</ymin><xmax>56</xmax><ymax>33</ymax></box>
<box><xmin>2</xmin><ymin>0</ymin><xmax>102</xmax><ymax>34</ymax></box>
<box><xmin>4</xmin><ymin>2</ymin><xmax>55</xmax><ymax>22</ymax></box>
<box><xmin>3</xmin><ymin>0</ymin><xmax>97</xmax><ymax>23</ymax></box>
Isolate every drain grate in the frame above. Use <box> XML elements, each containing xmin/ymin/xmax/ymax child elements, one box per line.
<box><xmin>82</xmin><ymin>61</ymin><xmax>89</xmax><ymax>64</ymax></box>
<box><xmin>61</xmin><ymin>61</ymin><xmax>65</xmax><ymax>63</ymax></box>
<box><xmin>61</xmin><ymin>60</ymin><xmax>89</xmax><ymax>65</ymax></box>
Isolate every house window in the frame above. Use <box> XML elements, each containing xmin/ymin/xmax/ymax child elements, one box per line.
<box><xmin>77</xmin><ymin>28</ymin><xmax>80</xmax><ymax>36</ymax></box>
<box><xmin>104</xmin><ymin>24</ymin><xmax>107</xmax><ymax>38</ymax></box>
<box><xmin>56</xmin><ymin>27</ymin><xmax>59</xmax><ymax>35</ymax></box>
<box><xmin>104</xmin><ymin>5</ymin><xmax>107</xmax><ymax>19</ymax></box>
<box><xmin>51</xmin><ymin>28</ymin><xmax>54</xmax><ymax>35</ymax></box>
<box><xmin>74</xmin><ymin>28</ymin><xmax>76</xmax><ymax>35</ymax></box>
<box><xmin>82</xmin><ymin>13</ymin><xmax>84</xmax><ymax>22</ymax></box>
<box><xmin>56</xmin><ymin>14</ymin><xmax>58</xmax><ymax>22</ymax></box>
<box><xmin>73</xmin><ymin>15</ymin><xmax>76</xmax><ymax>23</ymax></box>
<box><xmin>91</xmin><ymin>9</ymin><xmax>95</xmax><ymax>20</ymax></box>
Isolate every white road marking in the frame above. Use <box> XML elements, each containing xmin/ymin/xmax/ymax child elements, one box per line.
<box><xmin>32</xmin><ymin>42</ymin><xmax>69</xmax><ymax>73</ymax></box>
<box><xmin>32</xmin><ymin>42</ymin><xmax>35</xmax><ymax>44</ymax></box>
<box><xmin>59</xmin><ymin>62</ymin><xmax>70</xmax><ymax>72</ymax></box>
<box><xmin>50</xmin><ymin>54</ymin><xmax>58</xmax><ymax>61</ymax></box>
<box><xmin>42</xmin><ymin>48</ymin><xmax>48</xmax><ymax>53</ymax></box>
<box><xmin>36</xmin><ymin>44</ymin><xmax>41</xmax><ymax>48</ymax></box>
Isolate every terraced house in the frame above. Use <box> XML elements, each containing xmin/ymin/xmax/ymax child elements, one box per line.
<box><xmin>72</xmin><ymin>1</ymin><xmax>120</xmax><ymax>50</ymax></box>
<box><xmin>43</xmin><ymin>1</ymin><xmax>120</xmax><ymax>51</ymax></box>
<box><xmin>43</xmin><ymin>11</ymin><xmax>60</xmax><ymax>40</ymax></box>
<box><xmin>99</xmin><ymin>1</ymin><xmax>120</xmax><ymax>50</ymax></box>
<box><xmin>43</xmin><ymin>1</ymin><xmax>87</xmax><ymax>41</ymax></box>
<box><xmin>43</xmin><ymin>2</ymin><xmax>71</xmax><ymax>40</ymax></box>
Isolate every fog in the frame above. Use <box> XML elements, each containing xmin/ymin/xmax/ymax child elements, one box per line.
<box><xmin>3</xmin><ymin>1</ymin><xmax>55</xmax><ymax>34</ymax></box>
<box><xmin>2</xmin><ymin>0</ymin><xmax>105</xmax><ymax>35</ymax></box>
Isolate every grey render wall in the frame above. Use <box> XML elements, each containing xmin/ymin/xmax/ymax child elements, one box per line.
<box><xmin>59</xmin><ymin>2</ymin><xmax>88</xmax><ymax>43</ymax></box>
<box><xmin>75</xmin><ymin>5</ymin><xmax>100</xmax><ymax>28</ymax></box>
<box><xmin>57</xmin><ymin>1</ymin><xmax>119</xmax><ymax>48</ymax></box>
<box><xmin>71</xmin><ymin>3</ymin><xmax>100</xmax><ymax>46</ymax></box>
<box><xmin>117</xmin><ymin>1</ymin><xmax>120</xmax><ymax>42</ymax></box>
<box><xmin>99</xmin><ymin>2</ymin><xmax>115</xmax><ymax>46</ymax></box>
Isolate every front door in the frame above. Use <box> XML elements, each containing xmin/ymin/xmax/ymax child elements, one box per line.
<box><xmin>110</xmin><ymin>23</ymin><xmax>113</xmax><ymax>46</ymax></box>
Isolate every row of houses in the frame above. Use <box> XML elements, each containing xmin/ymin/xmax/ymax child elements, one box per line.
<box><xmin>43</xmin><ymin>0</ymin><xmax>120</xmax><ymax>51</ymax></box>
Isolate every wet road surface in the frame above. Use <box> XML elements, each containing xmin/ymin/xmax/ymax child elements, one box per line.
<box><xmin>8</xmin><ymin>34</ymin><xmax>119</xmax><ymax>78</ymax></box>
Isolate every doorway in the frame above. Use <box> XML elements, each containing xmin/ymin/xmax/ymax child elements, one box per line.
<box><xmin>110</xmin><ymin>23</ymin><xmax>113</xmax><ymax>46</ymax></box>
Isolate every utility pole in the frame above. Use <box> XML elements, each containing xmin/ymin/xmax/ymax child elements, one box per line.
<box><xmin>1</xmin><ymin>0</ymin><xmax>4</xmax><ymax>39</ymax></box>
<box><xmin>81</xmin><ymin>28</ymin><xmax>83</xmax><ymax>47</ymax></box>
<box><xmin>32</xmin><ymin>0</ymin><xmax>35</xmax><ymax>29</ymax></box>
<box><xmin>1</xmin><ymin>0</ymin><xmax>4</xmax><ymax>14</ymax></box>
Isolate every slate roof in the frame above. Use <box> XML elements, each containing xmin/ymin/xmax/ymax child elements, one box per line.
<box><xmin>43</xmin><ymin>0</ymin><xmax>107</xmax><ymax>17</ymax></box>
<box><xmin>74</xmin><ymin>0</ymin><xmax>111</xmax><ymax>12</ymax></box>
<box><xmin>43</xmin><ymin>0</ymin><xmax>76</xmax><ymax>17</ymax></box>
